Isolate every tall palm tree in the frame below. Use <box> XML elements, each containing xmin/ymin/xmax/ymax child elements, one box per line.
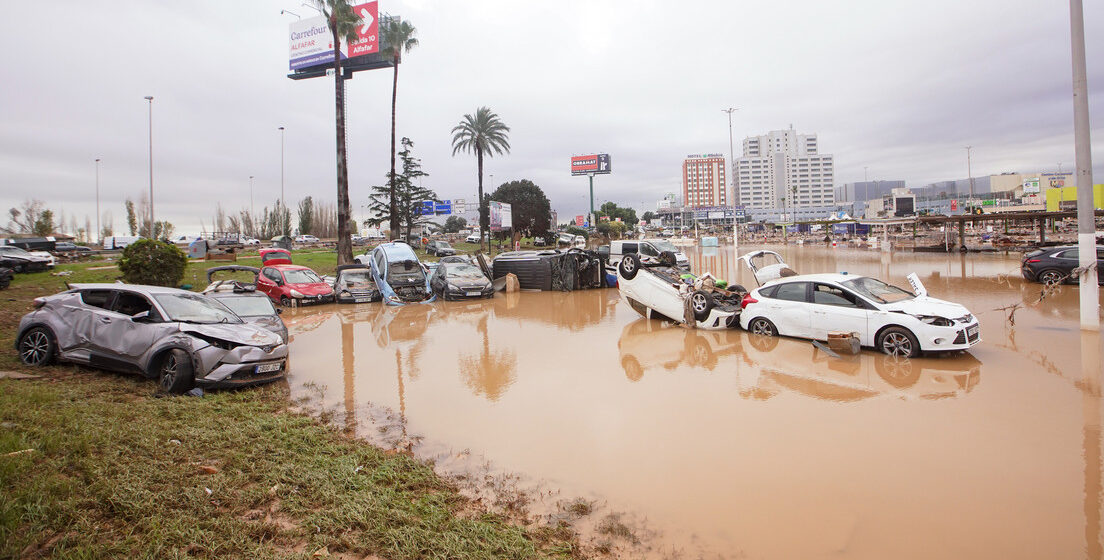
<box><xmin>380</xmin><ymin>17</ymin><xmax>418</xmax><ymax>240</ymax></box>
<box><xmin>450</xmin><ymin>107</ymin><xmax>510</xmax><ymax>254</ymax></box>
<box><xmin>315</xmin><ymin>0</ymin><xmax>360</xmax><ymax>265</ymax></box>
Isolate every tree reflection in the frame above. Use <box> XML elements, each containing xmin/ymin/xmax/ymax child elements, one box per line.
<box><xmin>459</xmin><ymin>314</ymin><xmax>517</xmax><ymax>401</ymax></box>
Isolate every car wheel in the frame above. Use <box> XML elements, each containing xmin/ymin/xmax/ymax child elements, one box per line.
<box><xmin>748</xmin><ymin>317</ymin><xmax>777</xmax><ymax>337</ymax></box>
<box><xmin>159</xmin><ymin>348</ymin><xmax>195</xmax><ymax>394</ymax></box>
<box><xmin>280</xmin><ymin>296</ymin><xmax>292</xmax><ymax>307</ymax></box>
<box><xmin>1038</xmin><ymin>269</ymin><xmax>1065</xmax><ymax>285</ymax></box>
<box><xmin>619</xmin><ymin>254</ymin><xmax>641</xmax><ymax>280</ymax></box>
<box><xmin>0</xmin><ymin>275</ymin><xmax>10</xmax><ymax>290</ymax></box>
<box><xmin>14</xmin><ymin>264</ymin><xmax>25</xmax><ymax>273</ymax></box>
<box><xmin>877</xmin><ymin>326</ymin><xmax>920</xmax><ymax>358</ymax></box>
<box><xmin>18</xmin><ymin>327</ymin><xmax>55</xmax><ymax>366</ymax></box>
<box><xmin>690</xmin><ymin>290</ymin><xmax>715</xmax><ymax>322</ymax></box>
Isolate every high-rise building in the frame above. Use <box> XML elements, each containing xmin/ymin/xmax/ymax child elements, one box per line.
<box><xmin>736</xmin><ymin>128</ymin><xmax>834</xmax><ymax>209</ymax></box>
<box><xmin>682</xmin><ymin>154</ymin><xmax>727</xmax><ymax>208</ymax></box>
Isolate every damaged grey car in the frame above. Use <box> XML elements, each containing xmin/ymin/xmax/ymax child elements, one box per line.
<box><xmin>15</xmin><ymin>284</ymin><xmax>288</xmax><ymax>393</ymax></box>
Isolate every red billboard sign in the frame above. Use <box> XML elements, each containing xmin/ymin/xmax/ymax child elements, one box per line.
<box><xmin>571</xmin><ymin>154</ymin><xmax>611</xmax><ymax>176</ymax></box>
<box><xmin>575</xmin><ymin>215</ymin><xmax>585</xmax><ymax>227</ymax></box>
<box><xmin>951</xmin><ymin>199</ymin><xmax>958</xmax><ymax>211</ymax></box>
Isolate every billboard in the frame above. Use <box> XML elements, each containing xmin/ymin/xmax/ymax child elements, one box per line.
<box><xmin>489</xmin><ymin>201</ymin><xmax>512</xmax><ymax>232</ymax></box>
<box><xmin>570</xmin><ymin>154</ymin><xmax>611</xmax><ymax>176</ymax></box>
<box><xmin>575</xmin><ymin>215</ymin><xmax>585</xmax><ymax>227</ymax></box>
<box><xmin>289</xmin><ymin>2</ymin><xmax>379</xmax><ymax>70</ymax></box>
<box><xmin>1023</xmin><ymin>177</ymin><xmax>1041</xmax><ymax>194</ymax></box>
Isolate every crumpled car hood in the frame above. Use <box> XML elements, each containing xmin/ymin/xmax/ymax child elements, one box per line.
<box><xmin>179</xmin><ymin>323</ymin><xmax>283</xmax><ymax>346</ymax></box>
<box><xmin>882</xmin><ymin>297</ymin><xmax>972</xmax><ymax>319</ymax></box>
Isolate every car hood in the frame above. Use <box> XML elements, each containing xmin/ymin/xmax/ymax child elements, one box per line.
<box><xmin>882</xmin><ymin>297</ymin><xmax>972</xmax><ymax>319</ymax></box>
<box><xmin>242</xmin><ymin>315</ymin><xmax>288</xmax><ymax>341</ymax></box>
<box><xmin>288</xmin><ymin>283</ymin><xmax>333</xmax><ymax>295</ymax></box>
<box><xmin>179</xmin><ymin>322</ymin><xmax>283</xmax><ymax>346</ymax></box>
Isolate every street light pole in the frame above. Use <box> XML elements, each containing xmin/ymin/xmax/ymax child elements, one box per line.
<box><xmin>95</xmin><ymin>158</ymin><xmax>101</xmax><ymax>245</ymax></box>
<box><xmin>1069</xmin><ymin>0</ymin><xmax>1099</xmax><ymax>330</ymax></box>
<box><xmin>965</xmin><ymin>146</ymin><xmax>974</xmax><ymax>200</ymax></box>
<box><xmin>279</xmin><ymin>126</ymin><xmax>286</xmax><ymax>235</ymax></box>
<box><xmin>144</xmin><ymin>96</ymin><xmax>154</xmax><ymax>238</ymax></box>
<box><xmin>723</xmin><ymin>107</ymin><xmax>739</xmax><ymax>257</ymax></box>
<box><xmin>249</xmin><ymin>175</ymin><xmax>255</xmax><ymax>231</ymax></box>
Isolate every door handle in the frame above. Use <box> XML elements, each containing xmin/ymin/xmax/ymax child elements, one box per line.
<box><xmin>99</xmin><ymin>317</ymin><xmax>111</xmax><ymax>323</ymax></box>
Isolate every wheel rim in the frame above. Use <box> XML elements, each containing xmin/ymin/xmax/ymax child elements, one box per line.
<box><xmin>20</xmin><ymin>331</ymin><xmax>49</xmax><ymax>365</ymax></box>
<box><xmin>882</xmin><ymin>332</ymin><xmax>913</xmax><ymax>356</ymax></box>
<box><xmin>752</xmin><ymin>320</ymin><xmax>774</xmax><ymax>336</ymax></box>
<box><xmin>1041</xmin><ymin>271</ymin><xmax>1062</xmax><ymax>284</ymax></box>
<box><xmin>160</xmin><ymin>354</ymin><xmax>178</xmax><ymax>391</ymax></box>
<box><xmin>691</xmin><ymin>294</ymin><xmax>708</xmax><ymax>313</ymax></box>
<box><xmin>623</xmin><ymin>258</ymin><xmax>635</xmax><ymax>273</ymax></box>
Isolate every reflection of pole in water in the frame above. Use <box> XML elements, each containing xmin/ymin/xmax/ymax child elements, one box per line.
<box><xmin>1082</xmin><ymin>330</ymin><xmax>1103</xmax><ymax>560</ymax></box>
<box><xmin>341</xmin><ymin>320</ymin><xmax>356</xmax><ymax>435</ymax></box>
<box><xmin>395</xmin><ymin>349</ymin><xmax>407</xmax><ymax>441</ymax></box>
<box><xmin>960</xmin><ymin>253</ymin><xmax>967</xmax><ymax>280</ymax></box>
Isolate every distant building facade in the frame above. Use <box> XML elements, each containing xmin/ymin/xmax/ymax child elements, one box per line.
<box><xmin>682</xmin><ymin>154</ymin><xmax>727</xmax><ymax>208</ymax></box>
<box><xmin>736</xmin><ymin>127</ymin><xmax>835</xmax><ymax>210</ymax></box>
<box><xmin>835</xmin><ymin>180</ymin><xmax>905</xmax><ymax>203</ymax></box>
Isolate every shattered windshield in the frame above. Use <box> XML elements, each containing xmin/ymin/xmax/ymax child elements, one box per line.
<box><xmin>217</xmin><ymin>295</ymin><xmax>277</xmax><ymax>317</ymax></box>
<box><xmin>446</xmin><ymin>264</ymin><xmax>487</xmax><ymax>281</ymax></box>
<box><xmin>653</xmin><ymin>241</ymin><xmax>678</xmax><ymax>253</ymax></box>
<box><xmin>338</xmin><ymin>270</ymin><xmax>373</xmax><ymax>286</ymax></box>
<box><xmin>155</xmin><ymin>293</ymin><xmax>242</xmax><ymax>324</ymax></box>
<box><xmin>842</xmin><ymin>277</ymin><xmax>915</xmax><ymax>304</ymax></box>
<box><xmin>283</xmin><ymin>269</ymin><xmax>323</xmax><ymax>284</ymax></box>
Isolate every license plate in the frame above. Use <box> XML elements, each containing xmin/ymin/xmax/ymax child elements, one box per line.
<box><xmin>354</xmin><ymin>298</ymin><xmax>370</xmax><ymax>303</ymax></box>
<box><xmin>465</xmin><ymin>291</ymin><xmax>481</xmax><ymax>297</ymax></box>
<box><xmin>254</xmin><ymin>362</ymin><xmax>283</xmax><ymax>374</ymax></box>
<box><xmin>967</xmin><ymin>325</ymin><xmax>979</xmax><ymax>337</ymax></box>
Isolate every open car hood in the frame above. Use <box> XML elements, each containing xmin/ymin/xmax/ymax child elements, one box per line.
<box><xmin>882</xmin><ymin>297</ymin><xmax>972</xmax><ymax>319</ymax></box>
<box><xmin>179</xmin><ymin>323</ymin><xmax>282</xmax><ymax>346</ymax></box>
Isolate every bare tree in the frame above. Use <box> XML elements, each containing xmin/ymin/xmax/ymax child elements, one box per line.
<box><xmin>5</xmin><ymin>199</ymin><xmax>46</xmax><ymax>233</ymax></box>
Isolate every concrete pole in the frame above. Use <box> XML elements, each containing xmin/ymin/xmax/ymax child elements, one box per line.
<box><xmin>966</xmin><ymin>146</ymin><xmax>974</xmax><ymax>201</ymax></box>
<box><xmin>723</xmin><ymin>107</ymin><xmax>739</xmax><ymax>258</ymax></box>
<box><xmin>144</xmin><ymin>96</ymin><xmax>154</xmax><ymax>237</ymax></box>
<box><xmin>1070</xmin><ymin>0</ymin><xmax>1099</xmax><ymax>330</ymax></box>
<box><xmin>279</xmin><ymin>126</ymin><xmax>286</xmax><ymax>236</ymax></box>
<box><xmin>95</xmin><ymin>158</ymin><xmax>101</xmax><ymax>245</ymax></box>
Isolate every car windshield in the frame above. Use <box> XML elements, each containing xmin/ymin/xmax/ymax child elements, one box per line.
<box><xmin>0</xmin><ymin>246</ymin><xmax>32</xmax><ymax>257</ymax></box>
<box><xmin>842</xmin><ymin>277</ymin><xmax>915</xmax><ymax>304</ymax></box>
<box><xmin>653</xmin><ymin>241</ymin><xmax>678</xmax><ymax>253</ymax></box>
<box><xmin>437</xmin><ymin>242</ymin><xmax>452</xmax><ymax>249</ymax></box>
<box><xmin>216</xmin><ymin>295</ymin><xmax>277</xmax><ymax>317</ymax></box>
<box><xmin>154</xmin><ymin>292</ymin><xmax>242</xmax><ymax>324</ymax></box>
<box><xmin>338</xmin><ymin>270</ymin><xmax>373</xmax><ymax>286</ymax></box>
<box><xmin>283</xmin><ymin>269</ymin><xmax>322</xmax><ymax>284</ymax></box>
<box><xmin>446</xmin><ymin>264</ymin><xmax>487</xmax><ymax>281</ymax></box>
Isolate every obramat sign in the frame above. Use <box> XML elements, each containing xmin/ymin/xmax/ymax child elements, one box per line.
<box><xmin>570</xmin><ymin>154</ymin><xmax>611</xmax><ymax>176</ymax></box>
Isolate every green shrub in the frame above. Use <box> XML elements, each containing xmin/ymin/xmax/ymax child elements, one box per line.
<box><xmin>117</xmin><ymin>239</ymin><xmax>187</xmax><ymax>287</ymax></box>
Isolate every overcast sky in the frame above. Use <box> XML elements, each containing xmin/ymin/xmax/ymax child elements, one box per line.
<box><xmin>1</xmin><ymin>0</ymin><xmax>1101</xmax><ymax>235</ymax></box>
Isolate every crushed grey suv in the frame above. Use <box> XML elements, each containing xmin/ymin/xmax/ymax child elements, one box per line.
<box><xmin>16</xmin><ymin>283</ymin><xmax>288</xmax><ymax>393</ymax></box>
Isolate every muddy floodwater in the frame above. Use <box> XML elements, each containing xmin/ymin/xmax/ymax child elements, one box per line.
<box><xmin>283</xmin><ymin>244</ymin><xmax>1104</xmax><ymax>559</ymax></box>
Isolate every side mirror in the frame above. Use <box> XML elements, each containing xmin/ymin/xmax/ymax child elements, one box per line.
<box><xmin>131</xmin><ymin>310</ymin><xmax>150</xmax><ymax>322</ymax></box>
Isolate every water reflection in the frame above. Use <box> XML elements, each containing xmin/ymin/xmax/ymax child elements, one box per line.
<box><xmin>459</xmin><ymin>314</ymin><xmax>518</xmax><ymax>401</ymax></box>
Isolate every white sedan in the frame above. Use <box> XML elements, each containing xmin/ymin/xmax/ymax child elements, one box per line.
<box><xmin>738</xmin><ymin>273</ymin><xmax>980</xmax><ymax>357</ymax></box>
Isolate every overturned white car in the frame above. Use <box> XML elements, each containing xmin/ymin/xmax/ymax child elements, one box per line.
<box><xmin>616</xmin><ymin>253</ymin><xmax>747</xmax><ymax>330</ymax></box>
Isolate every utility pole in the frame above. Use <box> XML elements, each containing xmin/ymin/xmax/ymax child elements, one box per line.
<box><xmin>95</xmin><ymin>158</ymin><xmax>101</xmax><ymax>245</ymax></box>
<box><xmin>249</xmin><ymin>175</ymin><xmax>255</xmax><ymax>230</ymax></box>
<box><xmin>965</xmin><ymin>146</ymin><xmax>974</xmax><ymax>200</ymax></box>
<box><xmin>723</xmin><ymin>107</ymin><xmax>739</xmax><ymax>257</ymax></box>
<box><xmin>279</xmin><ymin>126</ymin><xmax>286</xmax><ymax>236</ymax></box>
<box><xmin>1069</xmin><ymin>0</ymin><xmax>1099</xmax><ymax>330</ymax></box>
<box><xmin>144</xmin><ymin>96</ymin><xmax>154</xmax><ymax>237</ymax></box>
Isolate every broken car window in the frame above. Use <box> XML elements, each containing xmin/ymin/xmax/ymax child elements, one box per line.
<box><xmin>153</xmin><ymin>293</ymin><xmax>242</xmax><ymax>324</ymax></box>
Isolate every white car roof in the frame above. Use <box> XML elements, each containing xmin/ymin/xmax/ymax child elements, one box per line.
<box><xmin>762</xmin><ymin>273</ymin><xmax>865</xmax><ymax>286</ymax></box>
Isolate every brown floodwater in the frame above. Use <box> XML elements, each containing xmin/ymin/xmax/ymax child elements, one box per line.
<box><xmin>282</xmin><ymin>244</ymin><xmax>1104</xmax><ymax>559</ymax></box>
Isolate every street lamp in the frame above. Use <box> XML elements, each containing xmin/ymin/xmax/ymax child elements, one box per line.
<box><xmin>723</xmin><ymin>106</ymin><xmax>739</xmax><ymax>254</ymax></box>
<box><xmin>249</xmin><ymin>175</ymin><xmax>255</xmax><ymax>228</ymax></box>
<box><xmin>279</xmin><ymin>126</ymin><xmax>286</xmax><ymax>234</ymax></box>
<box><xmin>95</xmin><ymin>158</ymin><xmax>101</xmax><ymax>245</ymax></box>
<box><xmin>965</xmin><ymin>145</ymin><xmax>974</xmax><ymax>200</ymax></box>
<box><xmin>144</xmin><ymin>96</ymin><xmax>154</xmax><ymax>237</ymax></box>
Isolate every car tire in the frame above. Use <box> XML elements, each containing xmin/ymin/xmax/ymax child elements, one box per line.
<box><xmin>619</xmin><ymin>254</ymin><xmax>641</xmax><ymax>280</ymax></box>
<box><xmin>159</xmin><ymin>348</ymin><xmax>195</xmax><ymax>394</ymax></box>
<box><xmin>690</xmin><ymin>290</ymin><xmax>714</xmax><ymax>322</ymax></box>
<box><xmin>877</xmin><ymin>326</ymin><xmax>920</xmax><ymax>358</ymax></box>
<box><xmin>1038</xmin><ymin>269</ymin><xmax>1065</xmax><ymax>285</ymax></box>
<box><xmin>0</xmin><ymin>275</ymin><xmax>10</xmax><ymax>290</ymax></box>
<box><xmin>748</xmin><ymin>317</ymin><xmax>777</xmax><ymax>337</ymax></box>
<box><xmin>280</xmin><ymin>296</ymin><xmax>292</xmax><ymax>307</ymax></box>
<box><xmin>18</xmin><ymin>326</ymin><xmax>55</xmax><ymax>366</ymax></box>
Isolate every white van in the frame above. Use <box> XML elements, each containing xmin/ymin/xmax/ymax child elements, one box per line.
<box><xmin>103</xmin><ymin>236</ymin><xmax>141</xmax><ymax>250</ymax></box>
<box><xmin>608</xmin><ymin>239</ymin><xmax>689</xmax><ymax>270</ymax></box>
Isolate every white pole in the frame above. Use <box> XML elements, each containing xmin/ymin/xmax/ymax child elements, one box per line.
<box><xmin>724</xmin><ymin>107</ymin><xmax>740</xmax><ymax>263</ymax></box>
<box><xmin>1070</xmin><ymin>0</ymin><xmax>1099</xmax><ymax>330</ymax></box>
<box><xmin>95</xmin><ymin>158</ymin><xmax>101</xmax><ymax>245</ymax></box>
<box><xmin>144</xmin><ymin>96</ymin><xmax>154</xmax><ymax>237</ymax></box>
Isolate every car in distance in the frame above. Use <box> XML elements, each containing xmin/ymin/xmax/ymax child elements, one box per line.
<box><xmin>54</xmin><ymin>242</ymin><xmax>93</xmax><ymax>254</ymax></box>
<box><xmin>294</xmin><ymin>234</ymin><xmax>320</xmax><ymax>244</ymax></box>
<box><xmin>332</xmin><ymin>264</ymin><xmax>381</xmax><ymax>303</ymax></box>
<box><xmin>257</xmin><ymin>263</ymin><xmax>334</xmax><ymax>306</ymax></box>
<box><xmin>16</xmin><ymin>284</ymin><xmax>288</xmax><ymax>393</ymax></box>
<box><xmin>1021</xmin><ymin>245</ymin><xmax>1104</xmax><ymax>285</ymax></box>
<box><xmin>739</xmin><ymin>273</ymin><xmax>980</xmax><ymax>357</ymax></box>
<box><xmin>426</xmin><ymin>240</ymin><xmax>456</xmax><ymax>257</ymax></box>
<box><xmin>0</xmin><ymin>245</ymin><xmax>52</xmax><ymax>273</ymax></box>
<box><xmin>202</xmin><ymin>266</ymin><xmax>288</xmax><ymax>343</ymax></box>
<box><xmin>430</xmin><ymin>256</ymin><xmax>494</xmax><ymax>300</ymax></box>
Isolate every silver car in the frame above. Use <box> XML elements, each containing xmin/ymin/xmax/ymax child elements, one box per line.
<box><xmin>16</xmin><ymin>283</ymin><xmax>288</xmax><ymax>393</ymax></box>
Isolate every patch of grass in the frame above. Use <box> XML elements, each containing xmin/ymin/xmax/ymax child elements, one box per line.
<box><xmin>596</xmin><ymin>513</ymin><xmax>638</xmax><ymax>545</ymax></box>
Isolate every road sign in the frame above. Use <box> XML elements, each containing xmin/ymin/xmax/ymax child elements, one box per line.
<box><xmin>418</xmin><ymin>200</ymin><xmax>434</xmax><ymax>216</ymax></box>
<box><xmin>434</xmin><ymin>200</ymin><xmax>452</xmax><ymax>215</ymax></box>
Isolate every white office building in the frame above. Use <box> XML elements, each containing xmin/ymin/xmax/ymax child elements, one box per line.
<box><xmin>736</xmin><ymin>127</ymin><xmax>835</xmax><ymax>210</ymax></box>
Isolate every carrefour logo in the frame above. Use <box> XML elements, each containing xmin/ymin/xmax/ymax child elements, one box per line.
<box><xmin>290</xmin><ymin>25</ymin><xmax>328</xmax><ymax>41</ymax></box>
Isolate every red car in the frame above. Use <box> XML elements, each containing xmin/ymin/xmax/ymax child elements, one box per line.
<box><xmin>257</xmin><ymin>249</ymin><xmax>334</xmax><ymax>306</ymax></box>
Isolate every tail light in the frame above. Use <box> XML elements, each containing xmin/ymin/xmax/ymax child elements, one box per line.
<box><xmin>740</xmin><ymin>294</ymin><xmax>758</xmax><ymax>309</ymax></box>
<box><xmin>1025</xmin><ymin>259</ymin><xmax>1040</xmax><ymax>263</ymax></box>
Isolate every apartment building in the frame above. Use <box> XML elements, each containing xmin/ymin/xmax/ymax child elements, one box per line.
<box><xmin>736</xmin><ymin>127</ymin><xmax>834</xmax><ymax>209</ymax></box>
<box><xmin>682</xmin><ymin>154</ymin><xmax>727</xmax><ymax>208</ymax></box>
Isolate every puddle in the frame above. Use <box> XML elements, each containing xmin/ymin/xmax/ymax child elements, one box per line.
<box><xmin>282</xmin><ymin>244</ymin><xmax>1104</xmax><ymax>559</ymax></box>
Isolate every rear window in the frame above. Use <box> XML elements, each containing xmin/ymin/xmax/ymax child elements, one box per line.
<box><xmin>772</xmin><ymin>282</ymin><xmax>808</xmax><ymax>302</ymax></box>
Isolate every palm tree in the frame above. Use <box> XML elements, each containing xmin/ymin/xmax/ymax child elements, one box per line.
<box><xmin>451</xmin><ymin>107</ymin><xmax>510</xmax><ymax>253</ymax></box>
<box><xmin>380</xmin><ymin>17</ymin><xmax>418</xmax><ymax>240</ymax></box>
<box><xmin>314</xmin><ymin>0</ymin><xmax>360</xmax><ymax>265</ymax></box>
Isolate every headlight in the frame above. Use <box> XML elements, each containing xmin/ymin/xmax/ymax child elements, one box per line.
<box><xmin>340</xmin><ymin>290</ymin><xmax>350</xmax><ymax>297</ymax></box>
<box><xmin>916</xmin><ymin>315</ymin><xmax>953</xmax><ymax>327</ymax></box>
<box><xmin>448</xmin><ymin>285</ymin><xmax>462</xmax><ymax>292</ymax></box>
<box><xmin>289</xmin><ymin>289</ymin><xmax>304</xmax><ymax>298</ymax></box>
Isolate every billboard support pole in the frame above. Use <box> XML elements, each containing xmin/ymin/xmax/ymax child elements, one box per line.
<box><xmin>1070</xmin><ymin>0</ymin><xmax>1099</xmax><ymax>331</ymax></box>
<box><xmin>589</xmin><ymin>173</ymin><xmax>595</xmax><ymax>222</ymax></box>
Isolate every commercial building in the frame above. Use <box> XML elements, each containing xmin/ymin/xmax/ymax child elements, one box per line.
<box><xmin>682</xmin><ymin>154</ymin><xmax>727</xmax><ymax>208</ymax></box>
<box><xmin>736</xmin><ymin>127</ymin><xmax>835</xmax><ymax>210</ymax></box>
<box><xmin>835</xmin><ymin>180</ymin><xmax>905</xmax><ymax>202</ymax></box>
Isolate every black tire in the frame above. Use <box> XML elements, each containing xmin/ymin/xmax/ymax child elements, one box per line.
<box><xmin>159</xmin><ymin>348</ymin><xmax>195</xmax><ymax>394</ymax></box>
<box><xmin>619</xmin><ymin>254</ymin><xmax>641</xmax><ymax>280</ymax></box>
<box><xmin>690</xmin><ymin>290</ymin><xmax>714</xmax><ymax>322</ymax></box>
<box><xmin>1038</xmin><ymin>269</ymin><xmax>1065</xmax><ymax>285</ymax></box>
<box><xmin>748</xmin><ymin>317</ymin><xmax>777</xmax><ymax>337</ymax></box>
<box><xmin>280</xmin><ymin>296</ymin><xmax>292</xmax><ymax>307</ymax></box>
<box><xmin>18</xmin><ymin>327</ymin><xmax>55</xmax><ymax>366</ymax></box>
<box><xmin>0</xmin><ymin>276</ymin><xmax>10</xmax><ymax>290</ymax></box>
<box><xmin>877</xmin><ymin>326</ymin><xmax>921</xmax><ymax>358</ymax></box>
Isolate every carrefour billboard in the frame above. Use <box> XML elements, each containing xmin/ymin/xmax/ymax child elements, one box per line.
<box><xmin>289</xmin><ymin>2</ymin><xmax>379</xmax><ymax>70</ymax></box>
<box><xmin>571</xmin><ymin>154</ymin><xmax>611</xmax><ymax>176</ymax></box>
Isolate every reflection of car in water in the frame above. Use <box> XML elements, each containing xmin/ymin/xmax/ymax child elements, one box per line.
<box><xmin>617</xmin><ymin>319</ymin><xmax>741</xmax><ymax>381</ymax></box>
<box><xmin>369</xmin><ymin>303</ymin><xmax>435</xmax><ymax>347</ymax></box>
<box><xmin>617</xmin><ymin>253</ymin><xmax>747</xmax><ymax>330</ymax></box>
<box><xmin>357</xmin><ymin>242</ymin><xmax>434</xmax><ymax>305</ymax></box>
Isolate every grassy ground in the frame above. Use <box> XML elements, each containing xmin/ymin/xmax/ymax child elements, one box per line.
<box><xmin>0</xmin><ymin>263</ymin><xmax>582</xmax><ymax>559</ymax></box>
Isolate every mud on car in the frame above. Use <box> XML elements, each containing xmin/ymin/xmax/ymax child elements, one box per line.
<box><xmin>16</xmin><ymin>284</ymin><xmax>288</xmax><ymax>393</ymax></box>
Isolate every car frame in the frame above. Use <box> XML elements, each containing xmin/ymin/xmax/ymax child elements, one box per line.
<box><xmin>0</xmin><ymin>245</ymin><xmax>52</xmax><ymax>273</ymax></box>
<box><xmin>616</xmin><ymin>253</ymin><xmax>746</xmax><ymax>330</ymax></box>
<box><xmin>430</xmin><ymin>256</ymin><xmax>494</xmax><ymax>300</ymax></box>
<box><xmin>16</xmin><ymin>283</ymin><xmax>288</xmax><ymax>393</ymax></box>
<box><xmin>738</xmin><ymin>273</ymin><xmax>980</xmax><ymax>357</ymax></box>
<box><xmin>357</xmin><ymin>242</ymin><xmax>435</xmax><ymax>305</ymax></box>
<box><xmin>1021</xmin><ymin>244</ymin><xmax>1104</xmax><ymax>285</ymax></box>
<box><xmin>332</xmin><ymin>264</ymin><xmax>381</xmax><ymax>303</ymax></box>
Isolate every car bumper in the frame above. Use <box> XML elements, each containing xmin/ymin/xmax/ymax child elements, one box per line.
<box><xmin>195</xmin><ymin>344</ymin><xmax>289</xmax><ymax>387</ymax></box>
<box><xmin>294</xmin><ymin>294</ymin><xmax>334</xmax><ymax>305</ymax></box>
<box><xmin>919</xmin><ymin>322</ymin><xmax>981</xmax><ymax>352</ymax></box>
<box><xmin>1020</xmin><ymin>267</ymin><xmax>1038</xmax><ymax>282</ymax></box>
<box><xmin>336</xmin><ymin>291</ymin><xmax>380</xmax><ymax>304</ymax></box>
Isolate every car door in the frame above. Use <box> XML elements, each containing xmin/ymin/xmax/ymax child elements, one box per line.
<box><xmin>257</xmin><ymin>267</ymin><xmax>282</xmax><ymax>300</ymax></box>
<box><xmin>762</xmin><ymin>281</ymin><xmax>812</xmax><ymax>338</ymax></box>
<box><xmin>90</xmin><ymin>290</ymin><xmax>161</xmax><ymax>369</ymax></box>
<box><xmin>55</xmin><ymin>288</ymin><xmax>115</xmax><ymax>353</ymax></box>
<box><xmin>809</xmin><ymin>283</ymin><xmax>870</xmax><ymax>343</ymax></box>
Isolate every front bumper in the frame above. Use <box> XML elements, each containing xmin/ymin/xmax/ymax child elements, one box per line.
<box><xmin>921</xmin><ymin>322</ymin><xmax>981</xmax><ymax>352</ymax></box>
<box><xmin>294</xmin><ymin>293</ymin><xmax>335</xmax><ymax>305</ymax></box>
<box><xmin>336</xmin><ymin>290</ymin><xmax>380</xmax><ymax>304</ymax></box>
<box><xmin>195</xmin><ymin>343</ymin><xmax>289</xmax><ymax>387</ymax></box>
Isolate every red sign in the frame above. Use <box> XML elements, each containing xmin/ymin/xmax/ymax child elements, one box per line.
<box><xmin>575</xmin><ymin>215</ymin><xmax>585</xmax><ymax>227</ymax></box>
<box><xmin>348</xmin><ymin>2</ymin><xmax>379</xmax><ymax>57</ymax></box>
<box><xmin>570</xmin><ymin>154</ymin><xmax>611</xmax><ymax>176</ymax></box>
<box><xmin>951</xmin><ymin>199</ymin><xmax>958</xmax><ymax>211</ymax></box>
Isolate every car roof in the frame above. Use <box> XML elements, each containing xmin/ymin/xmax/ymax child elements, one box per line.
<box><xmin>374</xmin><ymin>242</ymin><xmax>418</xmax><ymax>262</ymax></box>
<box><xmin>66</xmin><ymin>283</ymin><xmax>192</xmax><ymax>295</ymax></box>
<box><xmin>762</xmin><ymin>273</ymin><xmax>865</xmax><ymax>286</ymax></box>
<box><xmin>264</xmin><ymin>264</ymin><xmax>312</xmax><ymax>271</ymax></box>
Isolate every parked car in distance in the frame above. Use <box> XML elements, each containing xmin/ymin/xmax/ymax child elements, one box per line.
<box><xmin>54</xmin><ymin>242</ymin><xmax>93</xmax><ymax>253</ymax></box>
<box><xmin>430</xmin><ymin>256</ymin><xmax>494</xmax><ymax>300</ymax></box>
<box><xmin>609</xmin><ymin>239</ymin><xmax>689</xmax><ymax>270</ymax></box>
<box><xmin>295</xmin><ymin>235</ymin><xmax>320</xmax><ymax>244</ymax></box>
<box><xmin>465</xmin><ymin>231</ymin><xmax>485</xmax><ymax>244</ymax></box>
<box><xmin>241</xmin><ymin>237</ymin><xmax>261</xmax><ymax>246</ymax></box>
<box><xmin>333</xmin><ymin>264</ymin><xmax>381</xmax><ymax>303</ymax></box>
<box><xmin>739</xmin><ymin>273</ymin><xmax>980</xmax><ymax>357</ymax></box>
<box><xmin>426</xmin><ymin>240</ymin><xmax>456</xmax><ymax>257</ymax></box>
<box><xmin>358</xmin><ymin>242</ymin><xmax>434</xmax><ymax>305</ymax></box>
<box><xmin>202</xmin><ymin>267</ymin><xmax>288</xmax><ymax>343</ymax></box>
<box><xmin>1021</xmin><ymin>245</ymin><xmax>1104</xmax><ymax>285</ymax></box>
<box><xmin>28</xmin><ymin>250</ymin><xmax>56</xmax><ymax>268</ymax></box>
<box><xmin>255</xmin><ymin>252</ymin><xmax>334</xmax><ymax>306</ymax></box>
<box><xmin>0</xmin><ymin>245</ymin><xmax>52</xmax><ymax>273</ymax></box>
<box><xmin>16</xmin><ymin>284</ymin><xmax>288</xmax><ymax>393</ymax></box>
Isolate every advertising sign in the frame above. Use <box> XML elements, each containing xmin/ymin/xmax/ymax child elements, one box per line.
<box><xmin>951</xmin><ymin>199</ymin><xmax>958</xmax><ymax>211</ymax></box>
<box><xmin>489</xmin><ymin>201</ymin><xmax>512</xmax><ymax>232</ymax></box>
<box><xmin>1023</xmin><ymin>177</ymin><xmax>1041</xmax><ymax>194</ymax></box>
<box><xmin>570</xmin><ymin>154</ymin><xmax>612</xmax><ymax>176</ymax></box>
<box><xmin>575</xmin><ymin>215</ymin><xmax>585</xmax><ymax>227</ymax></box>
<box><xmin>289</xmin><ymin>2</ymin><xmax>378</xmax><ymax>70</ymax></box>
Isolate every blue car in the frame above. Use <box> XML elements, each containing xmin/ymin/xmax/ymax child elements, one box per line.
<box><xmin>357</xmin><ymin>242</ymin><xmax>435</xmax><ymax>305</ymax></box>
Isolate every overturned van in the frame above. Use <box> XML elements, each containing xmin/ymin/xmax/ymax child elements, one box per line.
<box><xmin>491</xmin><ymin>249</ymin><xmax>607</xmax><ymax>291</ymax></box>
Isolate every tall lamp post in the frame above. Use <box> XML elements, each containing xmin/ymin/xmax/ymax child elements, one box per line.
<box><xmin>249</xmin><ymin>175</ymin><xmax>255</xmax><ymax>232</ymax></box>
<box><xmin>965</xmin><ymin>145</ymin><xmax>974</xmax><ymax>201</ymax></box>
<box><xmin>279</xmin><ymin>126</ymin><xmax>286</xmax><ymax>235</ymax></box>
<box><xmin>95</xmin><ymin>158</ymin><xmax>101</xmax><ymax>245</ymax></box>
<box><xmin>144</xmin><ymin>96</ymin><xmax>154</xmax><ymax>237</ymax></box>
<box><xmin>1069</xmin><ymin>0</ymin><xmax>1098</xmax><ymax>330</ymax></box>
<box><xmin>723</xmin><ymin>107</ymin><xmax>739</xmax><ymax>257</ymax></box>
